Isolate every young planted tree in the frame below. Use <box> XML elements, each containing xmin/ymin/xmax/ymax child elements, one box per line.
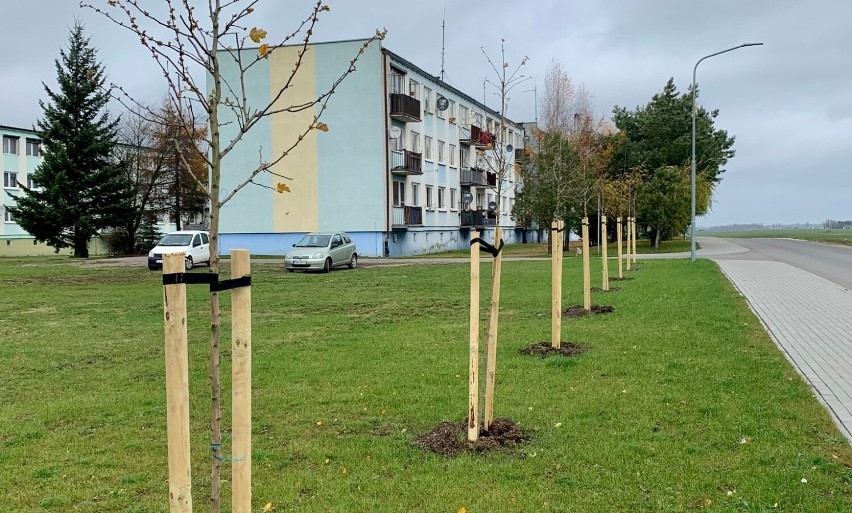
<box><xmin>10</xmin><ymin>23</ymin><xmax>135</xmax><ymax>257</ymax></box>
<box><xmin>475</xmin><ymin>40</ymin><xmax>527</xmax><ymax>432</ymax></box>
<box><xmin>85</xmin><ymin>1</ymin><xmax>384</xmax><ymax>510</ymax></box>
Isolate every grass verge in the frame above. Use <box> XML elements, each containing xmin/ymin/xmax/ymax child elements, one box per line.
<box><xmin>701</xmin><ymin>228</ymin><xmax>852</xmax><ymax>247</ymax></box>
<box><xmin>1</xmin><ymin>256</ymin><xmax>851</xmax><ymax>511</ymax></box>
<box><xmin>417</xmin><ymin>238</ymin><xmax>694</xmax><ymax>259</ymax></box>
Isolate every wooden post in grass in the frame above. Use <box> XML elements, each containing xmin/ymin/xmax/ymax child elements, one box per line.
<box><xmin>162</xmin><ymin>253</ymin><xmax>193</xmax><ymax>513</ymax></box>
<box><xmin>625</xmin><ymin>217</ymin><xmax>632</xmax><ymax>271</ymax></box>
<box><xmin>601</xmin><ymin>215</ymin><xmax>609</xmax><ymax>291</ymax></box>
<box><xmin>484</xmin><ymin>226</ymin><xmax>503</xmax><ymax>430</ymax></box>
<box><xmin>468</xmin><ymin>231</ymin><xmax>481</xmax><ymax>441</ymax></box>
<box><xmin>551</xmin><ymin>221</ymin><xmax>562</xmax><ymax>349</ymax></box>
<box><xmin>616</xmin><ymin>217</ymin><xmax>623</xmax><ymax>279</ymax></box>
<box><xmin>632</xmin><ymin>217</ymin><xmax>638</xmax><ymax>264</ymax></box>
<box><xmin>231</xmin><ymin>250</ymin><xmax>252</xmax><ymax>513</ymax></box>
<box><xmin>582</xmin><ymin>217</ymin><xmax>591</xmax><ymax>310</ymax></box>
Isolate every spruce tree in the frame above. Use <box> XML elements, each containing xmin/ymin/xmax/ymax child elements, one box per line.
<box><xmin>10</xmin><ymin>22</ymin><xmax>134</xmax><ymax>258</ymax></box>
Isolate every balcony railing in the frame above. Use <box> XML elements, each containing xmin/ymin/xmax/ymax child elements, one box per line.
<box><xmin>392</xmin><ymin>205</ymin><xmax>423</xmax><ymax>228</ymax></box>
<box><xmin>459</xmin><ymin>209</ymin><xmax>498</xmax><ymax>228</ymax></box>
<box><xmin>389</xmin><ymin>93</ymin><xmax>421</xmax><ymax>122</ymax></box>
<box><xmin>460</xmin><ymin>125</ymin><xmax>495</xmax><ymax>148</ymax></box>
<box><xmin>459</xmin><ymin>167</ymin><xmax>487</xmax><ymax>186</ymax></box>
<box><xmin>390</xmin><ymin>149</ymin><xmax>423</xmax><ymax>175</ymax></box>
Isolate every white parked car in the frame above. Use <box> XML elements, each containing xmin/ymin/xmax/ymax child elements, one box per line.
<box><xmin>148</xmin><ymin>230</ymin><xmax>211</xmax><ymax>270</ymax></box>
<box><xmin>284</xmin><ymin>232</ymin><xmax>357</xmax><ymax>273</ymax></box>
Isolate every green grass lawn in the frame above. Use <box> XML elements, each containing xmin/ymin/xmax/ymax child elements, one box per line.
<box><xmin>701</xmin><ymin>228</ymin><xmax>852</xmax><ymax>247</ymax></box>
<box><xmin>1</xmin><ymin>256</ymin><xmax>851</xmax><ymax>512</ymax></box>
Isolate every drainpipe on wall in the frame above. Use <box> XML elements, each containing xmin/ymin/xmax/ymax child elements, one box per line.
<box><xmin>382</xmin><ymin>51</ymin><xmax>391</xmax><ymax>257</ymax></box>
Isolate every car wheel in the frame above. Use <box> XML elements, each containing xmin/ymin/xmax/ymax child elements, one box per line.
<box><xmin>185</xmin><ymin>256</ymin><xmax>194</xmax><ymax>270</ymax></box>
<box><xmin>348</xmin><ymin>253</ymin><xmax>357</xmax><ymax>269</ymax></box>
<box><xmin>323</xmin><ymin>258</ymin><xmax>332</xmax><ymax>273</ymax></box>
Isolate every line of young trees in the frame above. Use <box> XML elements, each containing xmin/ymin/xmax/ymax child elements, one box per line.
<box><xmin>10</xmin><ymin>23</ymin><xmax>208</xmax><ymax>257</ymax></box>
<box><xmin>514</xmin><ymin>61</ymin><xmax>735</xmax><ymax>250</ymax></box>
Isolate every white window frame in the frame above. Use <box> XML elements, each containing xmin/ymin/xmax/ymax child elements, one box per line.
<box><xmin>424</xmin><ymin>136</ymin><xmax>433</xmax><ymax>161</ymax></box>
<box><xmin>3</xmin><ymin>171</ymin><xmax>18</xmax><ymax>189</ymax></box>
<box><xmin>438</xmin><ymin>140</ymin><xmax>445</xmax><ymax>163</ymax></box>
<box><xmin>393</xmin><ymin>180</ymin><xmax>405</xmax><ymax>207</ymax></box>
<box><xmin>389</xmin><ymin>70</ymin><xmax>405</xmax><ymax>95</ymax></box>
<box><xmin>459</xmin><ymin>105</ymin><xmax>469</xmax><ymax>126</ymax></box>
<box><xmin>423</xmin><ymin>87</ymin><xmax>432</xmax><ymax>113</ymax></box>
<box><xmin>460</xmin><ymin>147</ymin><xmax>470</xmax><ymax>168</ymax></box>
<box><xmin>438</xmin><ymin>187</ymin><xmax>446</xmax><ymax>210</ymax></box>
<box><xmin>26</xmin><ymin>139</ymin><xmax>41</xmax><ymax>157</ymax></box>
<box><xmin>3</xmin><ymin>136</ymin><xmax>19</xmax><ymax>155</ymax></box>
<box><xmin>410</xmin><ymin>182</ymin><xmax>420</xmax><ymax>206</ymax></box>
<box><xmin>409</xmin><ymin>79</ymin><xmax>419</xmax><ymax>99</ymax></box>
<box><xmin>449</xmin><ymin>100</ymin><xmax>456</xmax><ymax>122</ymax></box>
<box><xmin>4</xmin><ymin>210</ymin><xmax>14</xmax><ymax>223</ymax></box>
<box><xmin>426</xmin><ymin>185</ymin><xmax>434</xmax><ymax>210</ymax></box>
<box><xmin>449</xmin><ymin>144</ymin><xmax>457</xmax><ymax>167</ymax></box>
<box><xmin>26</xmin><ymin>174</ymin><xmax>37</xmax><ymax>189</ymax></box>
<box><xmin>450</xmin><ymin>188</ymin><xmax>457</xmax><ymax>210</ymax></box>
<box><xmin>410</xmin><ymin>131</ymin><xmax>421</xmax><ymax>153</ymax></box>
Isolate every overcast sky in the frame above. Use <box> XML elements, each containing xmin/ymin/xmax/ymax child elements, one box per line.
<box><xmin>3</xmin><ymin>1</ymin><xmax>850</xmax><ymax>226</ymax></box>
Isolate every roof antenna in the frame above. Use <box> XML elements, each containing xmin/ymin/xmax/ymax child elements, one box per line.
<box><xmin>440</xmin><ymin>10</ymin><xmax>446</xmax><ymax>81</ymax></box>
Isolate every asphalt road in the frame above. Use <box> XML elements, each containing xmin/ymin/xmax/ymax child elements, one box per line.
<box><xmin>717</xmin><ymin>238</ymin><xmax>852</xmax><ymax>290</ymax></box>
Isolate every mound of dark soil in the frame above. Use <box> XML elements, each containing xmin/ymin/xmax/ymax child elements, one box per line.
<box><xmin>609</xmin><ymin>276</ymin><xmax>634</xmax><ymax>282</ymax></box>
<box><xmin>520</xmin><ymin>341</ymin><xmax>587</xmax><ymax>358</ymax></box>
<box><xmin>591</xmin><ymin>286</ymin><xmax>623</xmax><ymax>292</ymax></box>
<box><xmin>562</xmin><ymin>304</ymin><xmax>614</xmax><ymax>318</ymax></box>
<box><xmin>413</xmin><ymin>418</ymin><xmax>529</xmax><ymax>457</ymax></box>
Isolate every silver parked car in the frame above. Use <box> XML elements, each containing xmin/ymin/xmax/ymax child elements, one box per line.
<box><xmin>284</xmin><ymin>232</ymin><xmax>357</xmax><ymax>273</ymax></box>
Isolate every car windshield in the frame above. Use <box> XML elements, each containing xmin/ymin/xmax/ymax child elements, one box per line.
<box><xmin>295</xmin><ymin>234</ymin><xmax>331</xmax><ymax>248</ymax></box>
<box><xmin>158</xmin><ymin>234</ymin><xmax>193</xmax><ymax>246</ymax></box>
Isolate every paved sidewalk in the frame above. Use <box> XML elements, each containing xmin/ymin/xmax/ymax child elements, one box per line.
<box><xmin>716</xmin><ymin>258</ymin><xmax>852</xmax><ymax>441</ymax></box>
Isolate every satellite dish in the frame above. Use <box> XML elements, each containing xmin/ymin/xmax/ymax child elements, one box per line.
<box><xmin>436</xmin><ymin>96</ymin><xmax>449</xmax><ymax>111</ymax></box>
<box><xmin>488</xmin><ymin>201</ymin><xmax>498</xmax><ymax>213</ymax></box>
<box><xmin>389</xmin><ymin>126</ymin><xmax>402</xmax><ymax>139</ymax></box>
<box><xmin>461</xmin><ymin>191</ymin><xmax>473</xmax><ymax>203</ymax></box>
<box><xmin>506</xmin><ymin>144</ymin><xmax>514</xmax><ymax>153</ymax></box>
<box><xmin>523</xmin><ymin>135</ymin><xmax>531</xmax><ymax>143</ymax></box>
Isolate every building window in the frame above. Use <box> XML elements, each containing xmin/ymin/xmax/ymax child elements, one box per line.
<box><xmin>3</xmin><ymin>171</ymin><xmax>18</xmax><ymax>189</ymax></box>
<box><xmin>486</xmin><ymin>118</ymin><xmax>493</xmax><ymax>133</ymax></box>
<box><xmin>3</xmin><ymin>136</ymin><xmax>19</xmax><ymax>155</ymax></box>
<box><xmin>393</xmin><ymin>180</ymin><xmax>405</xmax><ymax>207</ymax></box>
<box><xmin>438</xmin><ymin>140</ymin><xmax>445</xmax><ymax>163</ymax></box>
<box><xmin>26</xmin><ymin>139</ymin><xmax>41</xmax><ymax>157</ymax></box>
<box><xmin>4</xmin><ymin>210</ymin><xmax>14</xmax><ymax>223</ymax></box>
<box><xmin>426</xmin><ymin>185</ymin><xmax>434</xmax><ymax>209</ymax></box>
<box><xmin>26</xmin><ymin>175</ymin><xmax>38</xmax><ymax>189</ymax></box>
<box><xmin>423</xmin><ymin>87</ymin><xmax>432</xmax><ymax>113</ymax></box>
<box><xmin>449</xmin><ymin>144</ymin><xmax>457</xmax><ymax>166</ymax></box>
<box><xmin>450</xmin><ymin>188</ymin><xmax>457</xmax><ymax>210</ymax></box>
<box><xmin>460</xmin><ymin>147</ymin><xmax>469</xmax><ymax>168</ymax></box>
<box><xmin>410</xmin><ymin>131</ymin><xmax>420</xmax><ymax>153</ymax></box>
<box><xmin>409</xmin><ymin>79</ymin><xmax>419</xmax><ymax>99</ymax></box>
<box><xmin>449</xmin><ymin>100</ymin><xmax>456</xmax><ymax>122</ymax></box>
<box><xmin>424</xmin><ymin>136</ymin><xmax>433</xmax><ymax>160</ymax></box>
<box><xmin>476</xmin><ymin>191</ymin><xmax>485</xmax><ymax>209</ymax></box>
<box><xmin>438</xmin><ymin>187</ymin><xmax>446</xmax><ymax>210</ymax></box>
<box><xmin>391</xmin><ymin>131</ymin><xmax>404</xmax><ymax>151</ymax></box>
<box><xmin>389</xmin><ymin>70</ymin><xmax>405</xmax><ymax>94</ymax></box>
<box><xmin>410</xmin><ymin>182</ymin><xmax>420</xmax><ymax>206</ymax></box>
<box><xmin>459</xmin><ymin>106</ymin><xmax>469</xmax><ymax>125</ymax></box>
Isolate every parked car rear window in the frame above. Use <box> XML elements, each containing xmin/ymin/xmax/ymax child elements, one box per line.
<box><xmin>342</xmin><ymin>234</ymin><xmax>351</xmax><ymax>244</ymax></box>
<box><xmin>201</xmin><ymin>233</ymin><xmax>209</xmax><ymax>244</ymax></box>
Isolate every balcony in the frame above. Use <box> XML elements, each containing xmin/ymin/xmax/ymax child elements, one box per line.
<box><xmin>515</xmin><ymin>148</ymin><xmax>526</xmax><ymax>162</ymax></box>
<box><xmin>460</xmin><ymin>125</ymin><xmax>495</xmax><ymax>149</ymax></box>
<box><xmin>389</xmin><ymin>93</ymin><xmax>421</xmax><ymax>122</ymax></box>
<box><xmin>460</xmin><ymin>209</ymin><xmax>497</xmax><ymax>228</ymax></box>
<box><xmin>392</xmin><ymin>205</ymin><xmax>423</xmax><ymax>228</ymax></box>
<box><xmin>486</xmin><ymin>171</ymin><xmax>497</xmax><ymax>188</ymax></box>
<box><xmin>390</xmin><ymin>149</ymin><xmax>423</xmax><ymax>175</ymax></box>
<box><xmin>459</xmin><ymin>167</ymin><xmax>487</xmax><ymax>186</ymax></box>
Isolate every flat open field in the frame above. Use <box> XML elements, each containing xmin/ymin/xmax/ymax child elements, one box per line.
<box><xmin>418</xmin><ymin>238</ymin><xmax>693</xmax><ymax>259</ymax></box>
<box><xmin>701</xmin><ymin>228</ymin><xmax>852</xmax><ymax>246</ymax></box>
<box><xmin>1</xmin><ymin>256</ymin><xmax>851</xmax><ymax>512</ymax></box>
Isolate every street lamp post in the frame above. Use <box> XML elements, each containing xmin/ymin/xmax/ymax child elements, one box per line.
<box><xmin>691</xmin><ymin>42</ymin><xmax>763</xmax><ymax>262</ymax></box>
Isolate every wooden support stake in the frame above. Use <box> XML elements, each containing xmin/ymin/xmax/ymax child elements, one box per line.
<box><xmin>632</xmin><ymin>217</ymin><xmax>638</xmax><ymax>264</ymax></box>
<box><xmin>582</xmin><ymin>217</ymin><xmax>591</xmax><ymax>311</ymax></box>
<box><xmin>601</xmin><ymin>215</ymin><xmax>609</xmax><ymax>291</ymax></box>
<box><xmin>162</xmin><ymin>253</ymin><xmax>193</xmax><ymax>513</ymax></box>
<box><xmin>551</xmin><ymin>221</ymin><xmax>562</xmax><ymax>349</ymax></box>
<box><xmin>626</xmin><ymin>217</ymin><xmax>632</xmax><ymax>271</ymax></box>
<box><xmin>468</xmin><ymin>231</ymin><xmax>481</xmax><ymax>441</ymax></box>
<box><xmin>484</xmin><ymin>226</ymin><xmax>503</xmax><ymax>429</ymax></box>
<box><xmin>616</xmin><ymin>217</ymin><xmax>623</xmax><ymax>279</ymax></box>
<box><xmin>231</xmin><ymin>249</ymin><xmax>252</xmax><ymax>513</ymax></box>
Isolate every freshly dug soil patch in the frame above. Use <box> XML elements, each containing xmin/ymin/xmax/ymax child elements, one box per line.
<box><xmin>562</xmin><ymin>304</ymin><xmax>614</xmax><ymax>318</ymax></box>
<box><xmin>414</xmin><ymin>418</ymin><xmax>529</xmax><ymax>457</ymax></box>
<box><xmin>590</xmin><ymin>286</ymin><xmax>622</xmax><ymax>292</ymax></box>
<box><xmin>520</xmin><ymin>341</ymin><xmax>587</xmax><ymax>358</ymax></box>
<box><xmin>609</xmin><ymin>276</ymin><xmax>634</xmax><ymax>282</ymax></box>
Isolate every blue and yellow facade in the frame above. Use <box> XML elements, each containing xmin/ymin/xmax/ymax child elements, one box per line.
<box><xmin>216</xmin><ymin>39</ymin><xmax>527</xmax><ymax>257</ymax></box>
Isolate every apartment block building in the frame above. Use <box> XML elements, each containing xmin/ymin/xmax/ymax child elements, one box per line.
<box><xmin>215</xmin><ymin>39</ymin><xmax>528</xmax><ymax>257</ymax></box>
